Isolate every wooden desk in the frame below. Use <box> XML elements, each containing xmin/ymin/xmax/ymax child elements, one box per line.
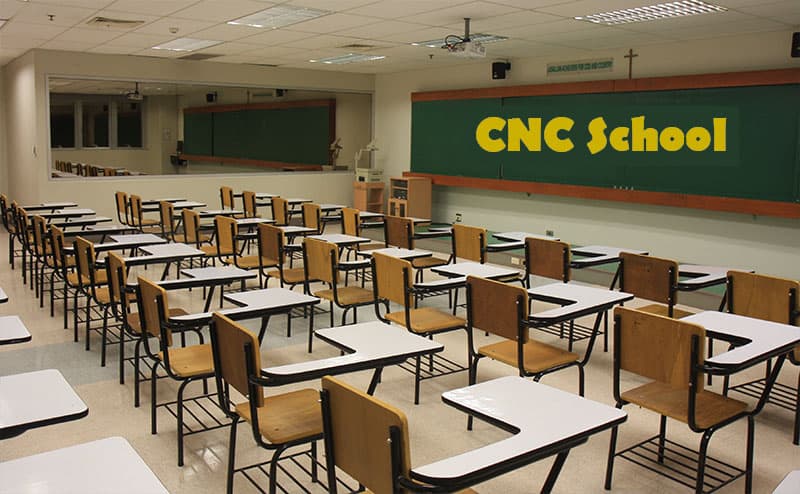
<box><xmin>0</xmin><ymin>436</ymin><xmax>169</xmax><ymax>494</ymax></box>
<box><xmin>0</xmin><ymin>369</ymin><xmax>88</xmax><ymax>439</ymax></box>
<box><xmin>262</xmin><ymin>321</ymin><xmax>444</xmax><ymax>394</ymax></box>
<box><xmin>0</xmin><ymin>315</ymin><xmax>31</xmax><ymax>345</ymax></box>
<box><xmin>410</xmin><ymin>376</ymin><xmax>627</xmax><ymax>492</ymax></box>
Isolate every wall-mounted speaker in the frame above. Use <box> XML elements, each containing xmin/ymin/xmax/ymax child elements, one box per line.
<box><xmin>792</xmin><ymin>32</ymin><xmax>800</xmax><ymax>58</ymax></box>
<box><xmin>492</xmin><ymin>61</ymin><xmax>511</xmax><ymax>80</ymax></box>
<box><xmin>206</xmin><ymin>92</ymin><xmax>217</xmax><ymax>103</ymax></box>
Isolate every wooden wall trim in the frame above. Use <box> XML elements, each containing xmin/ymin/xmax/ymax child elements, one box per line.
<box><xmin>411</xmin><ymin>68</ymin><xmax>800</xmax><ymax>102</ymax></box>
<box><xmin>180</xmin><ymin>154</ymin><xmax>323</xmax><ymax>171</ymax></box>
<box><xmin>184</xmin><ymin>98</ymin><xmax>335</xmax><ymax>114</ymax></box>
<box><xmin>404</xmin><ymin>172</ymin><xmax>800</xmax><ymax>219</ymax></box>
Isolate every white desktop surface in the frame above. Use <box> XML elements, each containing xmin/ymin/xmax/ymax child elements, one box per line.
<box><xmin>493</xmin><ymin>231</ymin><xmax>556</xmax><ymax>242</ymax></box>
<box><xmin>412</xmin><ymin>377</ymin><xmax>626</xmax><ymax>482</ymax></box>
<box><xmin>571</xmin><ymin>245</ymin><xmax>648</xmax><ymax>266</ymax></box>
<box><xmin>0</xmin><ymin>286</ymin><xmax>7</xmax><ymax>303</ymax></box>
<box><xmin>527</xmin><ymin>282</ymin><xmax>634</xmax><ymax>321</ymax></box>
<box><xmin>182</xmin><ymin>266</ymin><xmax>252</xmax><ymax>279</ymax></box>
<box><xmin>359</xmin><ymin>211</ymin><xmax>384</xmax><ymax>219</ymax></box>
<box><xmin>433</xmin><ymin>262</ymin><xmax>520</xmax><ymax>280</ymax></box>
<box><xmin>0</xmin><ymin>437</ymin><xmax>168</xmax><ymax>494</ymax></box>
<box><xmin>235</xmin><ymin>217</ymin><xmax>275</xmax><ymax>226</ymax></box>
<box><xmin>0</xmin><ymin>369</ymin><xmax>87</xmax><ymax>432</ymax></box>
<box><xmin>264</xmin><ymin>321</ymin><xmax>443</xmax><ymax>377</ymax></box>
<box><xmin>677</xmin><ymin>264</ymin><xmax>747</xmax><ymax>288</ymax></box>
<box><xmin>279</xmin><ymin>226</ymin><xmax>317</xmax><ymax>235</ymax></box>
<box><xmin>358</xmin><ymin>247</ymin><xmax>432</xmax><ymax>260</ymax></box>
<box><xmin>170</xmin><ymin>200</ymin><xmax>206</xmax><ymax>209</ymax></box>
<box><xmin>773</xmin><ymin>470</ymin><xmax>800</xmax><ymax>494</ymax></box>
<box><xmin>108</xmin><ymin>233</ymin><xmax>165</xmax><ymax>244</ymax></box>
<box><xmin>308</xmin><ymin>234</ymin><xmax>369</xmax><ymax>245</ymax></box>
<box><xmin>0</xmin><ymin>315</ymin><xmax>30</xmax><ymax>344</ymax></box>
<box><xmin>139</xmin><ymin>243</ymin><xmax>203</xmax><ymax>257</ymax></box>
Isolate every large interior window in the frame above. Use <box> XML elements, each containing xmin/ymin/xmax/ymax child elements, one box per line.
<box><xmin>81</xmin><ymin>102</ymin><xmax>109</xmax><ymax>147</ymax></box>
<box><xmin>49</xmin><ymin>93</ymin><xmax>144</xmax><ymax>149</ymax></box>
<box><xmin>50</xmin><ymin>104</ymin><xmax>75</xmax><ymax>148</ymax></box>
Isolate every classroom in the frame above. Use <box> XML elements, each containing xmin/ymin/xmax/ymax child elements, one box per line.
<box><xmin>0</xmin><ymin>1</ymin><xmax>798</xmax><ymax>493</ymax></box>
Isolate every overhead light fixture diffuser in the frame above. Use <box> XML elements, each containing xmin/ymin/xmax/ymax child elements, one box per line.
<box><xmin>152</xmin><ymin>38</ymin><xmax>222</xmax><ymax>52</ymax></box>
<box><xmin>227</xmin><ymin>5</ymin><xmax>330</xmax><ymax>29</ymax></box>
<box><xmin>574</xmin><ymin>0</ymin><xmax>727</xmax><ymax>25</ymax></box>
<box><xmin>309</xmin><ymin>53</ymin><xmax>386</xmax><ymax>64</ymax></box>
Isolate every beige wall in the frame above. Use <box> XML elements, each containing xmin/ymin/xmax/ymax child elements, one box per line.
<box><xmin>374</xmin><ymin>30</ymin><xmax>800</xmax><ymax>278</ymax></box>
<box><xmin>1</xmin><ymin>49</ymin><xmax>372</xmax><ymax>215</ymax></box>
<box><xmin>0</xmin><ymin>65</ymin><xmax>6</xmax><ymax>194</ymax></box>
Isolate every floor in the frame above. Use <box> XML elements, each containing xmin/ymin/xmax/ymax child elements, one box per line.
<box><xmin>0</xmin><ymin>227</ymin><xmax>798</xmax><ymax>494</ymax></box>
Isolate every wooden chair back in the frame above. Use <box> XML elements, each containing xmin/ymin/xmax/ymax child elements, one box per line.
<box><xmin>619</xmin><ymin>252</ymin><xmax>678</xmax><ymax>305</ymax></box>
<box><xmin>50</xmin><ymin>225</ymin><xmax>67</xmax><ymax>269</ymax></box>
<box><xmin>727</xmin><ymin>270</ymin><xmax>799</xmax><ymax>324</ymax></box>
<box><xmin>258</xmin><ymin>224</ymin><xmax>285</xmax><ymax>264</ymax></box>
<box><xmin>304</xmin><ymin>237</ymin><xmax>336</xmax><ymax>284</ymax></box>
<box><xmin>31</xmin><ymin>215</ymin><xmax>49</xmax><ymax>257</ymax></box>
<box><xmin>271</xmin><ymin>197</ymin><xmax>289</xmax><ymax>226</ymax></box>
<box><xmin>74</xmin><ymin>236</ymin><xmax>95</xmax><ymax>286</ymax></box>
<box><xmin>615</xmin><ymin>306</ymin><xmax>705</xmax><ymax>391</ymax></box>
<box><xmin>321</xmin><ymin>376</ymin><xmax>410</xmax><ymax>494</ymax></box>
<box><xmin>181</xmin><ymin>209</ymin><xmax>202</xmax><ymax>245</ymax></box>
<box><xmin>0</xmin><ymin>194</ymin><xmax>14</xmax><ymax>233</ymax></box>
<box><xmin>115</xmin><ymin>191</ymin><xmax>129</xmax><ymax>225</ymax></box>
<box><xmin>129</xmin><ymin>194</ymin><xmax>145</xmax><ymax>224</ymax></box>
<box><xmin>220</xmin><ymin>186</ymin><xmax>235</xmax><ymax>209</ymax></box>
<box><xmin>302</xmin><ymin>203</ymin><xmax>321</xmax><ymax>233</ymax></box>
<box><xmin>214</xmin><ymin>215</ymin><xmax>237</xmax><ymax>256</ymax></box>
<box><xmin>384</xmin><ymin>216</ymin><xmax>413</xmax><ymax>249</ymax></box>
<box><xmin>137</xmin><ymin>276</ymin><xmax>173</xmax><ymax>345</ymax></box>
<box><xmin>159</xmin><ymin>201</ymin><xmax>176</xmax><ymax>238</ymax></box>
<box><xmin>467</xmin><ymin>275</ymin><xmax>529</xmax><ymax>342</ymax></box>
<box><xmin>341</xmin><ymin>208</ymin><xmax>360</xmax><ymax>236</ymax></box>
<box><xmin>525</xmin><ymin>237</ymin><xmax>570</xmax><ymax>282</ymax></box>
<box><xmin>242</xmin><ymin>191</ymin><xmax>257</xmax><ymax>218</ymax></box>
<box><xmin>211</xmin><ymin>313</ymin><xmax>264</xmax><ymax>407</ymax></box>
<box><xmin>373</xmin><ymin>252</ymin><xmax>411</xmax><ymax>307</ymax></box>
<box><xmin>107</xmin><ymin>252</ymin><xmax>128</xmax><ymax>306</ymax></box>
<box><xmin>453</xmin><ymin>224</ymin><xmax>486</xmax><ymax>263</ymax></box>
<box><xmin>103</xmin><ymin>167</ymin><xmax>116</xmax><ymax>176</ymax></box>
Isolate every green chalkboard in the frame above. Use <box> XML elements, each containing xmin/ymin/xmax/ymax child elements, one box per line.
<box><xmin>184</xmin><ymin>112</ymin><xmax>213</xmax><ymax>156</ymax></box>
<box><xmin>184</xmin><ymin>101</ymin><xmax>333</xmax><ymax>166</ymax></box>
<box><xmin>411</xmin><ymin>84</ymin><xmax>800</xmax><ymax>203</ymax></box>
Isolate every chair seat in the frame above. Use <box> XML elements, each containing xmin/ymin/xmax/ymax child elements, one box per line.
<box><xmin>622</xmin><ymin>381</ymin><xmax>748</xmax><ymax>429</ymax></box>
<box><xmin>316</xmin><ymin>286</ymin><xmax>374</xmax><ymax>306</ymax></box>
<box><xmin>267</xmin><ymin>267</ymin><xmax>305</xmax><ymax>285</ymax></box>
<box><xmin>200</xmin><ymin>245</ymin><xmax>219</xmax><ymax>257</ymax></box>
<box><xmin>158</xmin><ymin>343</ymin><xmax>214</xmax><ymax>378</ymax></box>
<box><xmin>479</xmin><ymin>340</ymin><xmax>579</xmax><ymax>374</ymax></box>
<box><xmin>411</xmin><ymin>256</ymin><xmax>449</xmax><ymax>269</ymax></box>
<box><xmin>232</xmin><ymin>255</ymin><xmax>269</xmax><ymax>269</ymax></box>
<box><xmin>173</xmin><ymin>233</ymin><xmax>211</xmax><ymax>244</ymax></box>
<box><xmin>354</xmin><ymin>242</ymin><xmax>384</xmax><ymax>252</ymax></box>
<box><xmin>67</xmin><ymin>269</ymin><xmax>108</xmax><ymax>287</ymax></box>
<box><xmin>132</xmin><ymin>218</ymin><xmax>159</xmax><ymax>227</ymax></box>
<box><xmin>637</xmin><ymin>303</ymin><xmax>694</xmax><ymax>319</ymax></box>
<box><xmin>234</xmin><ymin>388</ymin><xmax>322</xmax><ymax>444</ymax></box>
<box><xmin>127</xmin><ymin>308</ymin><xmax>187</xmax><ymax>335</ymax></box>
<box><xmin>386</xmin><ymin>307</ymin><xmax>466</xmax><ymax>334</ymax></box>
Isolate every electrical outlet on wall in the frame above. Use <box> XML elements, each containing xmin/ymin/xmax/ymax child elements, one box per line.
<box><xmin>546</xmin><ymin>230</ymin><xmax>554</xmax><ymax>237</ymax></box>
<box><xmin>455</xmin><ymin>213</ymin><xmax>463</xmax><ymax>223</ymax></box>
<box><xmin>510</xmin><ymin>256</ymin><xmax>523</xmax><ymax>265</ymax></box>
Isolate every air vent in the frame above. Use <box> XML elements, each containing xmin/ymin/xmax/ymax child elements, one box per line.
<box><xmin>179</xmin><ymin>53</ymin><xmax>222</xmax><ymax>61</ymax></box>
<box><xmin>339</xmin><ymin>43</ymin><xmax>376</xmax><ymax>50</ymax></box>
<box><xmin>86</xmin><ymin>16</ymin><xmax>145</xmax><ymax>28</ymax></box>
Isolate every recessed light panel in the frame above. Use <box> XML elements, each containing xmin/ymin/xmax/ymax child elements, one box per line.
<box><xmin>309</xmin><ymin>53</ymin><xmax>386</xmax><ymax>64</ymax></box>
<box><xmin>411</xmin><ymin>33</ymin><xmax>508</xmax><ymax>48</ymax></box>
<box><xmin>227</xmin><ymin>5</ymin><xmax>330</xmax><ymax>29</ymax></box>
<box><xmin>152</xmin><ymin>38</ymin><xmax>222</xmax><ymax>52</ymax></box>
<box><xmin>574</xmin><ymin>0</ymin><xmax>727</xmax><ymax>25</ymax></box>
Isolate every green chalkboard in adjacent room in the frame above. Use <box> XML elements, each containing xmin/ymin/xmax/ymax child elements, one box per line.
<box><xmin>183</xmin><ymin>112</ymin><xmax>213</xmax><ymax>156</ymax></box>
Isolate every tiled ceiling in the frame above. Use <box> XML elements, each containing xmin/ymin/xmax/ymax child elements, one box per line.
<box><xmin>0</xmin><ymin>0</ymin><xmax>797</xmax><ymax>72</ymax></box>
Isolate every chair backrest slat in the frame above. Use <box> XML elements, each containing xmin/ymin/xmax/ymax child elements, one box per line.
<box><xmin>727</xmin><ymin>270</ymin><xmax>799</xmax><ymax>324</ymax></box>
<box><xmin>107</xmin><ymin>252</ymin><xmax>127</xmax><ymax>305</ymax></box>
<box><xmin>258</xmin><ymin>224</ymin><xmax>285</xmax><ymax>264</ymax></box>
<box><xmin>526</xmin><ymin>237</ymin><xmax>570</xmax><ymax>282</ymax></box>
<box><xmin>341</xmin><ymin>208</ymin><xmax>360</xmax><ymax>237</ymax></box>
<box><xmin>321</xmin><ymin>376</ymin><xmax>410</xmax><ymax>494</ymax></box>
<box><xmin>159</xmin><ymin>201</ymin><xmax>176</xmax><ymax>237</ymax></box>
<box><xmin>615</xmin><ymin>307</ymin><xmax>705</xmax><ymax>391</ymax></box>
<box><xmin>271</xmin><ymin>197</ymin><xmax>289</xmax><ymax>226</ymax></box>
<box><xmin>302</xmin><ymin>203</ymin><xmax>321</xmax><ymax>233</ymax></box>
<box><xmin>384</xmin><ymin>216</ymin><xmax>412</xmax><ymax>249</ymax></box>
<box><xmin>373</xmin><ymin>252</ymin><xmax>410</xmax><ymax>307</ymax></box>
<box><xmin>115</xmin><ymin>191</ymin><xmax>129</xmax><ymax>225</ymax></box>
<box><xmin>182</xmin><ymin>209</ymin><xmax>201</xmax><ymax>244</ymax></box>
<box><xmin>211</xmin><ymin>313</ymin><xmax>264</xmax><ymax>407</ymax></box>
<box><xmin>620</xmin><ymin>252</ymin><xmax>678</xmax><ymax>305</ymax></box>
<box><xmin>466</xmin><ymin>275</ymin><xmax>528</xmax><ymax>342</ymax></box>
<box><xmin>220</xmin><ymin>186</ymin><xmax>235</xmax><ymax>209</ymax></box>
<box><xmin>453</xmin><ymin>224</ymin><xmax>486</xmax><ymax>263</ymax></box>
<box><xmin>304</xmin><ymin>238</ymin><xmax>336</xmax><ymax>284</ymax></box>
<box><xmin>74</xmin><ymin>236</ymin><xmax>94</xmax><ymax>286</ymax></box>
<box><xmin>215</xmin><ymin>215</ymin><xmax>237</xmax><ymax>255</ymax></box>
<box><xmin>242</xmin><ymin>191</ymin><xmax>257</xmax><ymax>218</ymax></box>
<box><xmin>137</xmin><ymin>276</ymin><xmax>172</xmax><ymax>345</ymax></box>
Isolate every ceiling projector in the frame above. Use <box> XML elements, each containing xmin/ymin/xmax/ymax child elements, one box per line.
<box><xmin>447</xmin><ymin>40</ymin><xmax>486</xmax><ymax>58</ymax></box>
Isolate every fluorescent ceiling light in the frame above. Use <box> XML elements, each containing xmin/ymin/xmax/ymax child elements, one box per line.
<box><xmin>574</xmin><ymin>0</ymin><xmax>727</xmax><ymax>25</ymax></box>
<box><xmin>309</xmin><ymin>53</ymin><xmax>386</xmax><ymax>64</ymax></box>
<box><xmin>412</xmin><ymin>33</ymin><xmax>507</xmax><ymax>48</ymax></box>
<box><xmin>227</xmin><ymin>5</ymin><xmax>329</xmax><ymax>29</ymax></box>
<box><xmin>152</xmin><ymin>38</ymin><xmax>222</xmax><ymax>52</ymax></box>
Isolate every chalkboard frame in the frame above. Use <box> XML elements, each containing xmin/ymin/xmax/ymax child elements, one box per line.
<box><xmin>408</xmin><ymin>68</ymin><xmax>800</xmax><ymax>218</ymax></box>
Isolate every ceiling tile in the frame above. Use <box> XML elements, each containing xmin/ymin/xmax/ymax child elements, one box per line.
<box><xmin>25</xmin><ymin>0</ymin><xmax>115</xmax><ymax>9</ymax></box>
<box><xmin>190</xmin><ymin>24</ymin><xmax>263</xmax><ymax>42</ymax></box>
<box><xmin>236</xmin><ymin>27</ymin><xmax>311</xmax><ymax>45</ymax></box>
<box><xmin>105</xmin><ymin>0</ymin><xmax>197</xmax><ymax>16</ymax></box>
<box><xmin>488</xmin><ymin>0</ymin><xmax>578</xmax><ymax>8</ymax></box>
<box><xmin>195</xmin><ymin>41</ymin><xmax>260</xmax><ymax>55</ymax></box>
<box><xmin>281</xmin><ymin>33</ymin><xmax>385</xmax><ymax>49</ymax></box>
<box><xmin>7</xmin><ymin>3</ymin><xmax>97</xmax><ymax>27</ymax></box>
<box><xmin>0</xmin><ymin>20</ymin><xmax>68</xmax><ymax>37</ymax></box>
<box><xmin>134</xmin><ymin>47</ymin><xmax>184</xmax><ymax>58</ymax></box>
<box><xmin>40</xmin><ymin>39</ymin><xmax>98</xmax><ymax>51</ymax></box>
<box><xmin>346</xmin><ymin>0</ymin><xmax>467</xmax><ymax>19</ymax></box>
<box><xmin>134</xmin><ymin>17</ymin><xmax>216</xmax><ymax>37</ymax></box>
<box><xmin>0</xmin><ymin>1</ymin><xmax>26</xmax><ymax>19</ymax></box>
<box><xmin>335</xmin><ymin>19</ymin><xmax>428</xmax><ymax>39</ymax></box>
<box><xmin>282</xmin><ymin>13</ymin><xmax>377</xmax><ymax>34</ymax></box>
<box><xmin>52</xmin><ymin>26</ymin><xmax>124</xmax><ymax>43</ymax></box>
<box><xmin>0</xmin><ymin>34</ymin><xmax>48</xmax><ymax>49</ymax></box>
<box><xmin>462</xmin><ymin>10</ymin><xmax>562</xmax><ymax>31</ymax></box>
<box><xmin>377</xmin><ymin>26</ymin><xmax>454</xmax><ymax>44</ymax></box>
<box><xmin>101</xmin><ymin>31</ymin><xmax>174</xmax><ymax>48</ymax></box>
<box><xmin>401</xmin><ymin>2</ymin><xmax>521</xmax><ymax>28</ymax></box>
<box><xmin>733</xmin><ymin>0</ymin><xmax>800</xmax><ymax>22</ymax></box>
<box><xmin>284</xmin><ymin>0</ymin><xmax>377</xmax><ymax>11</ymax></box>
<box><xmin>87</xmin><ymin>44</ymin><xmax>139</xmax><ymax>54</ymax></box>
<box><xmin>171</xmin><ymin>0</ymin><xmax>272</xmax><ymax>22</ymax></box>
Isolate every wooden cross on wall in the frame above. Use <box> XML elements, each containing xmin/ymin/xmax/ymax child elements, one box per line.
<box><xmin>624</xmin><ymin>48</ymin><xmax>638</xmax><ymax>79</ymax></box>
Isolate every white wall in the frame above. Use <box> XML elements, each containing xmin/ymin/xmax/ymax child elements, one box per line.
<box><xmin>374</xmin><ymin>30</ymin><xmax>800</xmax><ymax>278</ymax></box>
<box><xmin>1</xmin><ymin>49</ymin><xmax>372</xmax><ymax>216</ymax></box>
<box><xmin>0</xmin><ymin>65</ymin><xmax>6</xmax><ymax>194</ymax></box>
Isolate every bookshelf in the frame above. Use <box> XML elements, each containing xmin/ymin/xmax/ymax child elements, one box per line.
<box><xmin>388</xmin><ymin>176</ymin><xmax>431</xmax><ymax>218</ymax></box>
<box><xmin>353</xmin><ymin>181</ymin><xmax>385</xmax><ymax>213</ymax></box>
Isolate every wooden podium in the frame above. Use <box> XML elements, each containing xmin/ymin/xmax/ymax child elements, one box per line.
<box><xmin>353</xmin><ymin>181</ymin><xmax>385</xmax><ymax>213</ymax></box>
<box><xmin>388</xmin><ymin>177</ymin><xmax>431</xmax><ymax>219</ymax></box>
